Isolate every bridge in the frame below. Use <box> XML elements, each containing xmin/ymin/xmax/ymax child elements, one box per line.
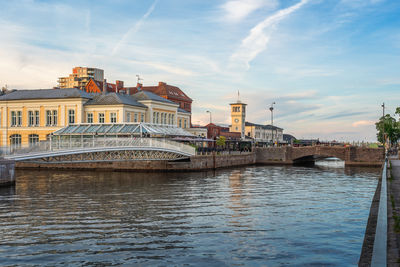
<box><xmin>3</xmin><ymin>137</ymin><xmax>196</xmax><ymax>163</ymax></box>
<box><xmin>255</xmin><ymin>146</ymin><xmax>384</xmax><ymax>166</ymax></box>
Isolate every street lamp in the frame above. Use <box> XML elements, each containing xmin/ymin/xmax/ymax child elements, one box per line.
<box><xmin>206</xmin><ymin>110</ymin><xmax>212</xmax><ymax>124</ymax></box>
<box><xmin>269</xmin><ymin>102</ymin><xmax>275</xmax><ymax>146</ymax></box>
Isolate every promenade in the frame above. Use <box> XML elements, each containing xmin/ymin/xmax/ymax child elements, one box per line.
<box><xmin>388</xmin><ymin>158</ymin><xmax>400</xmax><ymax>266</ymax></box>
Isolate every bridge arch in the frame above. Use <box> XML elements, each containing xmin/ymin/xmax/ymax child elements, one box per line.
<box><xmin>290</xmin><ymin>146</ymin><xmax>346</xmax><ymax>162</ymax></box>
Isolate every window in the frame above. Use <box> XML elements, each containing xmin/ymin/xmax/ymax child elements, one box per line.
<box><xmin>153</xmin><ymin>112</ymin><xmax>156</xmax><ymax>123</ymax></box>
<box><xmin>156</xmin><ymin>112</ymin><xmax>159</xmax><ymax>124</ymax></box>
<box><xmin>232</xmin><ymin>106</ymin><xmax>240</xmax><ymax>112</ymax></box>
<box><xmin>68</xmin><ymin>109</ymin><xmax>75</xmax><ymax>124</ymax></box>
<box><xmin>87</xmin><ymin>113</ymin><xmax>93</xmax><ymax>123</ymax></box>
<box><xmin>179</xmin><ymin>119</ymin><xmax>182</xmax><ymax>128</ymax></box>
<box><xmin>134</xmin><ymin>113</ymin><xmax>138</xmax><ymax>122</ymax></box>
<box><xmin>11</xmin><ymin>111</ymin><xmax>16</xmax><ymax>126</ymax></box>
<box><xmin>164</xmin><ymin>113</ymin><xmax>167</xmax><ymax>124</ymax></box>
<box><xmin>141</xmin><ymin>113</ymin><xmax>144</xmax><ymax>122</ymax></box>
<box><xmin>171</xmin><ymin>114</ymin><xmax>174</xmax><ymax>125</ymax></box>
<box><xmin>126</xmin><ymin>112</ymin><xmax>131</xmax><ymax>122</ymax></box>
<box><xmin>17</xmin><ymin>111</ymin><xmax>22</xmax><ymax>126</ymax></box>
<box><xmin>168</xmin><ymin>114</ymin><xmax>171</xmax><ymax>125</ymax></box>
<box><xmin>34</xmin><ymin>111</ymin><xmax>39</xmax><ymax>126</ymax></box>
<box><xmin>46</xmin><ymin>110</ymin><xmax>52</xmax><ymax>126</ymax></box>
<box><xmin>110</xmin><ymin>113</ymin><xmax>117</xmax><ymax>123</ymax></box>
<box><xmin>184</xmin><ymin>119</ymin><xmax>187</xmax><ymax>128</ymax></box>
<box><xmin>10</xmin><ymin>134</ymin><xmax>21</xmax><ymax>148</ymax></box>
<box><xmin>29</xmin><ymin>134</ymin><xmax>39</xmax><ymax>147</ymax></box>
<box><xmin>99</xmin><ymin>113</ymin><xmax>105</xmax><ymax>123</ymax></box>
<box><xmin>52</xmin><ymin>110</ymin><xmax>57</xmax><ymax>126</ymax></box>
<box><xmin>28</xmin><ymin>111</ymin><xmax>34</xmax><ymax>126</ymax></box>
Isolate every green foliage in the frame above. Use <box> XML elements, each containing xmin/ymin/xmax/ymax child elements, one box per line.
<box><xmin>375</xmin><ymin>114</ymin><xmax>400</xmax><ymax>146</ymax></box>
<box><xmin>216</xmin><ymin>136</ymin><xmax>226</xmax><ymax>147</ymax></box>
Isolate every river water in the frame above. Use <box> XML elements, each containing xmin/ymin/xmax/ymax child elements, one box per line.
<box><xmin>0</xmin><ymin>163</ymin><xmax>379</xmax><ymax>266</ymax></box>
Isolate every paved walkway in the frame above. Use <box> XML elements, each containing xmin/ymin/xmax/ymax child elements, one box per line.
<box><xmin>387</xmin><ymin>158</ymin><xmax>400</xmax><ymax>266</ymax></box>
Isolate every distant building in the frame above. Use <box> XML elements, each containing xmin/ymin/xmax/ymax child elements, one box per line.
<box><xmin>58</xmin><ymin>67</ymin><xmax>104</xmax><ymax>90</ymax></box>
<box><xmin>229</xmin><ymin>100</ymin><xmax>247</xmax><ymax>140</ymax></box>
<box><xmin>229</xmin><ymin>97</ymin><xmax>284</xmax><ymax>143</ymax></box>
<box><xmin>85</xmin><ymin>80</ymin><xmax>193</xmax><ymax>125</ymax></box>
<box><xmin>283</xmin><ymin>134</ymin><xmax>296</xmax><ymax>144</ymax></box>
<box><xmin>245</xmin><ymin>122</ymin><xmax>283</xmax><ymax>143</ymax></box>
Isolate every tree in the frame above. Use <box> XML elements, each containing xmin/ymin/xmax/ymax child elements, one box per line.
<box><xmin>216</xmin><ymin>136</ymin><xmax>226</xmax><ymax>147</ymax></box>
<box><xmin>375</xmin><ymin>114</ymin><xmax>400</xmax><ymax>146</ymax></box>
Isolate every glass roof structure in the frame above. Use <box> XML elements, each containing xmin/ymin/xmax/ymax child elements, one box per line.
<box><xmin>53</xmin><ymin>123</ymin><xmax>195</xmax><ymax>137</ymax></box>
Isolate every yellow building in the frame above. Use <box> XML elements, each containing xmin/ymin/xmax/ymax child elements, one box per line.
<box><xmin>0</xmin><ymin>88</ymin><xmax>192</xmax><ymax>147</ymax></box>
<box><xmin>229</xmin><ymin>100</ymin><xmax>247</xmax><ymax>140</ymax></box>
<box><xmin>229</xmin><ymin>99</ymin><xmax>283</xmax><ymax>143</ymax></box>
<box><xmin>58</xmin><ymin>67</ymin><xmax>104</xmax><ymax>90</ymax></box>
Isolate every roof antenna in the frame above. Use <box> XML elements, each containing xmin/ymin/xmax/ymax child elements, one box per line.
<box><xmin>237</xmin><ymin>90</ymin><xmax>241</xmax><ymax>103</ymax></box>
<box><xmin>136</xmin><ymin>75</ymin><xmax>143</xmax><ymax>91</ymax></box>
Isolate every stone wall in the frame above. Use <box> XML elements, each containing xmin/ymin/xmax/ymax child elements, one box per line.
<box><xmin>15</xmin><ymin>146</ymin><xmax>384</xmax><ymax>171</ymax></box>
<box><xmin>255</xmin><ymin>146</ymin><xmax>384</xmax><ymax>166</ymax></box>
<box><xmin>16</xmin><ymin>152</ymin><xmax>256</xmax><ymax>171</ymax></box>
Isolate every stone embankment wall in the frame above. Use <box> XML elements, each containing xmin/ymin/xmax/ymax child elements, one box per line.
<box><xmin>0</xmin><ymin>160</ymin><xmax>15</xmax><ymax>186</ymax></box>
<box><xmin>16</xmin><ymin>152</ymin><xmax>257</xmax><ymax>171</ymax></box>
<box><xmin>255</xmin><ymin>146</ymin><xmax>384</xmax><ymax>166</ymax></box>
<box><xmin>15</xmin><ymin>146</ymin><xmax>384</xmax><ymax>171</ymax></box>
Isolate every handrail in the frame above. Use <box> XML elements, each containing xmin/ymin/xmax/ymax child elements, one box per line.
<box><xmin>1</xmin><ymin>137</ymin><xmax>196</xmax><ymax>158</ymax></box>
<box><xmin>371</xmin><ymin>157</ymin><xmax>387</xmax><ymax>266</ymax></box>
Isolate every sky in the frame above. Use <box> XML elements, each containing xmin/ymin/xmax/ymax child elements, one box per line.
<box><xmin>1</xmin><ymin>0</ymin><xmax>400</xmax><ymax>142</ymax></box>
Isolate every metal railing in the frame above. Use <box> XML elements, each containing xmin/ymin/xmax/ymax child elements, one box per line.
<box><xmin>2</xmin><ymin>137</ymin><xmax>196</xmax><ymax>159</ymax></box>
<box><xmin>371</xmin><ymin>157</ymin><xmax>387</xmax><ymax>266</ymax></box>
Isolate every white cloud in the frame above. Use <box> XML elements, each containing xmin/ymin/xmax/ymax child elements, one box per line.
<box><xmin>231</xmin><ymin>0</ymin><xmax>308</xmax><ymax>69</ymax></box>
<box><xmin>111</xmin><ymin>0</ymin><xmax>158</xmax><ymax>56</ymax></box>
<box><xmin>352</xmin><ymin>120</ymin><xmax>375</xmax><ymax>127</ymax></box>
<box><xmin>221</xmin><ymin>0</ymin><xmax>277</xmax><ymax>23</ymax></box>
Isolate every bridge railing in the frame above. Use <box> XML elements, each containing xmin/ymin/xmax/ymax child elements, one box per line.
<box><xmin>2</xmin><ymin>137</ymin><xmax>196</xmax><ymax>157</ymax></box>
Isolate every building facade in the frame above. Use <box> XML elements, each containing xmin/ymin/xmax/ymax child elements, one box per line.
<box><xmin>58</xmin><ymin>67</ymin><xmax>104</xmax><ymax>90</ymax></box>
<box><xmin>229</xmin><ymin>99</ymin><xmax>284</xmax><ymax>144</ymax></box>
<box><xmin>0</xmin><ymin>88</ymin><xmax>191</xmax><ymax>147</ymax></box>
<box><xmin>229</xmin><ymin>101</ymin><xmax>247</xmax><ymax>140</ymax></box>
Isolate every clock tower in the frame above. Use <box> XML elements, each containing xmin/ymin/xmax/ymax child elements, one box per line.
<box><xmin>230</xmin><ymin>99</ymin><xmax>247</xmax><ymax>140</ymax></box>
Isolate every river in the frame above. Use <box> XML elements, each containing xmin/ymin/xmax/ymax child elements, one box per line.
<box><xmin>0</xmin><ymin>163</ymin><xmax>379</xmax><ymax>266</ymax></box>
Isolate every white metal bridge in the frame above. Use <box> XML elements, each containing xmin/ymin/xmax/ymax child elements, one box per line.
<box><xmin>3</xmin><ymin>137</ymin><xmax>196</xmax><ymax>162</ymax></box>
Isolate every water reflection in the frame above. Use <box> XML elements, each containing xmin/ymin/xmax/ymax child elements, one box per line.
<box><xmin>0</xmin><ymin>165</ymin><xmax>379</xmax><ymax>266</ymax></box>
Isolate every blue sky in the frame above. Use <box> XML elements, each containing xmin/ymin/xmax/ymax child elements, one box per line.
<box><xmin>1</xmin><ymin>0</ymin><xmax>400</xmax><ymax>141</ymax></box>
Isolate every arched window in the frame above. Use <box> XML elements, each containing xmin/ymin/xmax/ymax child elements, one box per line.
<box><xmin>29</xmin><ymin>134</ymin><xmax>39</xmax><ymax>147</ymax></box>
<box><xmin>10</xmin><ymin>134</ymin><xmax>21</xmax><ymax>148</ymax></box>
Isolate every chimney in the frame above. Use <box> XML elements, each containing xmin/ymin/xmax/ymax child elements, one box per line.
<box><xmin>102</xmin><ymin>79</ymin><xmax>107</xmax><ymax>94</ymax></box>
<box><xmin>116</xmin><ymin>80</ymin><xmax>124</xmax><ymax>93</ymax></box>
<box><xmin>136</xmin><ymin>83</ymin><xmax>142</xmax><ymax>92</ymax></box>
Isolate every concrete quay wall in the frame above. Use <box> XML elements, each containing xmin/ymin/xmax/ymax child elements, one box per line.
<box><xmin>0</xmin><ymin>160</ymin><xmax>15</xmax><ymax>186</ymax></box>
<box><xmin>16</xmin><ymin>152</ymin><xmax>257</xmax><ymax>171</ymax></box>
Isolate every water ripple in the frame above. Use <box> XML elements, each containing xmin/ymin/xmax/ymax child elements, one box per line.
<box><xmin>0</xmin><ymin>164</ymin><xmax>379</xmax><ymax>266</ymax></box>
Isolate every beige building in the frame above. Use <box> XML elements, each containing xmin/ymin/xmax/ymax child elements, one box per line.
<box><xmin>0</xmin><ymin>88</ymin><xmax>192</xmax><ymax>147</ymax></box>
<box><xmin>58</xmin><ymin>67</ymin><xmax>104</xmax><ymax>90</ymax></box>
<box><xmin>229</xmin><ymin>99</ymin><xmax>283</xmax><ymax>144</ymax></box>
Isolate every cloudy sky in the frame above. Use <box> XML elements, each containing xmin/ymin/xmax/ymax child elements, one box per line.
<box><xmin>1</xmin><ymin>0</ymin><xmax>400</xmax><ymax>142</ymax></box>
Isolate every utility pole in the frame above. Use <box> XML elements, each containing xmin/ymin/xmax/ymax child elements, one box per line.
<box><xmin>382</xmin><ymin>102</ymin><xmax>386</xmax><ymax>152</ymax></box>
<box><xmin>269</xmin><ymin>102</ymin><xmax>275</xmax><ymax>146</ymax></box>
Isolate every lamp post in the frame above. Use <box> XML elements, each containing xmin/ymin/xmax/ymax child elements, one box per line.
<box><xmin>269</xmin><ymin>102</ymin><xmax>275</xmax><ymax>146</ymax></box>
<box><xmin>382</xmin><ymin>102</ymin><xmax>386</xmax><ymax>154</ymax></box>
<box><xmin>206</xmin><ymin>110</ymin><xmax>212</xmax><ymax>124</ymax></box>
